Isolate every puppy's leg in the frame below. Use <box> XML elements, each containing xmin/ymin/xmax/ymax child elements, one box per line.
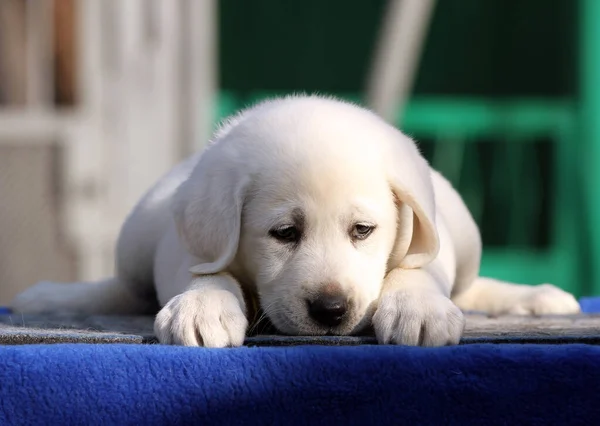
<box><xmin>452</xmin><ymin>277</ymin><xmax>581</xmax><ymax>315</ymax></box>
<box><xmin>373</xmin><ymin>261</ymin><xmax>465</xmax><ymax>346</ymax></box>
<box><xmin>154</xmin><ymin>273</ymin><xmax>248</xmax><ymax>347</ymax></box>
<box><xmin>11</xmin><ymin>277</ymin><xmax>158</xmax><ymax>315</ymax></box>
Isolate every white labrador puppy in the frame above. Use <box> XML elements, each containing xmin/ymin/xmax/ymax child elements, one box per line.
<box><xmin>12</xmin><ymin>95</ymin><xmax>580</xmax><ymax>347</ymax></box>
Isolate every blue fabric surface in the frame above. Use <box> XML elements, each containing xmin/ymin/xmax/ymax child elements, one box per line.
<box><xmin>1</xmin><ymin>297</ymin><xmax>600</xmax><ymax>425</ymax></box>
<box><xmin>1</xmin><ymin>343</ymin><xmax>600</xmax><ymax>426</ymax></box>
<box><xmin>579</xmin><ymin>296</ymin><xmax>600</xmax><ymax>313</ymax></box>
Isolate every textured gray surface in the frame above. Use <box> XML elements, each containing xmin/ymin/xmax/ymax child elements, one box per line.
<box><xmin>0</xmin><ymin>313</ymin><xmax>154</xmax><ymax>344</ymax></box>
<box><xmin>1</xmin><ymin>312</ymin><xmax>600</xmax><ymax>346</ymax></box>
<box><xmin>0</xmin><ymin>324</ymin><xmax>144</xmax><ymax>344</ymax></box>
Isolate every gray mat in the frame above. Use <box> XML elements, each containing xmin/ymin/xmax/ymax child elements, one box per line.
<box><xmin>2</xmin><ymin>312</ymin><xmax>600</xmax><ymax>346</ymax></box>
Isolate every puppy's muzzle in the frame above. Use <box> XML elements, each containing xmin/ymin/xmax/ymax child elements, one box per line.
<box><xmin>306</xmin><ymin>283</ymin><xmax>349</xmax><ymax>327</ymax></box>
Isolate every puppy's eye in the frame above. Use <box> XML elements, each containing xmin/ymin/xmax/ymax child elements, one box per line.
<box><xmin>351</xmin><ymin>223</ymin><xmax>375</xmax><ymax>240</ymax></box>
<box><xmin>269</xmin><ymin>226</ymin><xmax>300</xmax><ymax>243</ymax></box>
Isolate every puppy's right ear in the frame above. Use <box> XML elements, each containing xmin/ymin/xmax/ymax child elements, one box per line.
<box><xmin>386</xmin><ymin>132</ymin><xmax>440</xmax><ymax>270</ymax></box>
<box><xmin>173</xmin><ymin>145</ymin><xmax>251</xmax><ymax>275</ymax></box>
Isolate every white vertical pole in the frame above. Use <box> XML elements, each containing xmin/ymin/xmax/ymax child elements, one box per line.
<box><xmin>365</xmin><ymin>0</ymin><xmax>436</xmax><ymax>122</ymax></box>
<box><xmin>104</xmin><ymin>0</ymin><xmax>182</xmax><ymax>223</ymax></box>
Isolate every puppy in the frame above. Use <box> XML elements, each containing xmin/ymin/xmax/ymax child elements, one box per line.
<box><xmin>11</xmin><ymin>95</ymin><xmax>581</xmax><ymax>347</ymax></box>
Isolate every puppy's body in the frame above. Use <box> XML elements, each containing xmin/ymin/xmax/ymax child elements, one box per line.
<box><xmin>12</xmin><ymin>96</ymin><xmax>580</xmax><ymax>347</ymax></box>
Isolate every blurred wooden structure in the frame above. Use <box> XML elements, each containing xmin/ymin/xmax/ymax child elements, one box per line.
<box><xmin>0</xmin><ymin>0</ymin><xmax>216</xmax><ymax>304</ymax></box>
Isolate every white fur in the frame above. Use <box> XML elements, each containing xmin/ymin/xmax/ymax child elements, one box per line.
<box><xmin>11</xmin><ymin>95</ymin><xmax>580</xmax><ymax>347</ymax></box>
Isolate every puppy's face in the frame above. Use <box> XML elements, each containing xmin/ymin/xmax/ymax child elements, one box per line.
<box><xmin>176</xmin><ymin>96</ymin><xmax>438</xmax><ymax>337</ymax></box>
<box><xmin>235</xmin><ymin>132</ymin><xmax>398</xmax><ymax>335</ymax></box>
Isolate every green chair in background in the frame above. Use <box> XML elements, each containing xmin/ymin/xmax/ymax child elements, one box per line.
<box><xmin>401</xmin><ymin>98</ymin><xmax>582</xmax><ymax>297</ymax></box>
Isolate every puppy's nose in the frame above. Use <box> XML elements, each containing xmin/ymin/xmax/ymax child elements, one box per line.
<box><xmin>307</xmin><ymin>294</ymin><xmax>348</xmax><ymax>327</ymax></box>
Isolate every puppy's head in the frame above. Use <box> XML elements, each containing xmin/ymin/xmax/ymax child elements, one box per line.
<box><xmin>174</xmin><ymin>96</ymin><xmax>439</xmax><ymax>335</ymax></box>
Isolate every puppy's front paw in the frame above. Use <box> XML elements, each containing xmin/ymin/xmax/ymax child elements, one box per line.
<box><xmin>507</xmin><ymin>284</ymin><xmax>581</xmax><ymax>315</ymax></box>
<box><xmin>154</xmin><ymin>289</ymin><xmax>248</xmax><ymax>347</ymax></box>
<box><xmin>372</xmin><ymin>290</ymin><xmax>465</xmax><ymax>346</ymax></box>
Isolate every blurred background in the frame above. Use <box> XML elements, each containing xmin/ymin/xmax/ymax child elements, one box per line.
<box><xmin>0</xmin><ymin>0</ymin><xmax>596</xmax><ymax>305</ymax></box>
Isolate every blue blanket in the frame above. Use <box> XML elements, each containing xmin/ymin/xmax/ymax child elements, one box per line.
<box><xmin>580</xmin><ymin>296</ymin><xmax>600</xmax><ymax>313</ymax></box>
<box><xmin>1</xmin><ymin>298</ymin><xmax>600</xmax><ymax>426</ymax></box>
<box><xmin>1</xmin><ymin>343</ymin><xmax>600</xmax><ymax>426</ymax></box>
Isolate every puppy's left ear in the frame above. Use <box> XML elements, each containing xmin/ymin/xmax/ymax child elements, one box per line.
<box><xmin>386</xmin><ymin>132</ymin><xmax>439</xmax><ymax>269</ymax></box>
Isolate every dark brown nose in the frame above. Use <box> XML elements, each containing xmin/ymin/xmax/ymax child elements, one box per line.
<box><xmin>307</xmin><ymin>293</ymin><xmax>348</xmax><ymax>327</ymax></box>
